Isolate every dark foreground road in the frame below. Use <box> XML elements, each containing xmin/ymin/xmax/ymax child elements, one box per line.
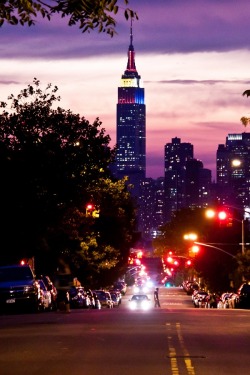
<box><xmin>1</xmin><ymin>287</ymin><xmax>250</xmax><ymax>375</ymax></box>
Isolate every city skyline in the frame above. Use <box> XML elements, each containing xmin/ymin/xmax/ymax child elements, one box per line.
<box><xmin>1</xmin><ymin>0</ymin><xmax>250</xmax><ymax>180</ymax></box>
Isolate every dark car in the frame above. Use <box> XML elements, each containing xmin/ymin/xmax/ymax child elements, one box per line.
<box><xmin>235</xmin><ymin>283</ymin><xmax>250</xmax><ymax>309</ymax></box>
<box><xmin>94</xmin><ymin>290</ymin><xmax>113</xmax><ymax>308</ymax></box>
<box><xmin>113</xmin><ymin>281</ymin><xmax>127</xmax><ymax>295</ymax></box>
<box><xmin>110</xmin><ymin>292</ymin><xmax>120</xmax><ymax>307</ymax></box>
<box><xmin>0</xmin><ymin>264</ymin><xmax>40</xmax><ymax>312</ymax></box>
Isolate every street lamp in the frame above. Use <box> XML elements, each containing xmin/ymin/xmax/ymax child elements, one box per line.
<box><xmin>183</xmin><ymin>233</ymin><xmax>198</xmax><ymax>241</ymax></box>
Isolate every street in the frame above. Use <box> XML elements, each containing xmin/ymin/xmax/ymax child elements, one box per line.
<box><xmin>0</xmin><ymin>286</ymin><xmax>250</xmax><ymax>375</ymax></box>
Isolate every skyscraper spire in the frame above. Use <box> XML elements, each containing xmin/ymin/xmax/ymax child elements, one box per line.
<box><xmin>130</xmin><ymin>18</ymin><xmax>133</xmax><ymax>48</ymax></box>
<box><xmin>126</xmin><ymin>18</ymin><xmax>136</xmax><ymax>73</ymax></box>
<box><xmin>116</xmin><ymin>22</ymin><xmax>146</xmax><ymax>198</ymax></box>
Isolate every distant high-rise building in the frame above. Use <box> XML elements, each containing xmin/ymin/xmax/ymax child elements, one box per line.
<box><xmin>216</xmin><ymin>132</ymin><xmax>250</xmax><ymax>208</ymax></box>
<box><xmin>138</xmin><ymin>177</ymin><xmax>165</xmax><ymax>239</ymax></box>
<box><xmin>164</xmin><ymin>137</ymin><xmax>193</xmax><ymax>221</ymax></box>
<box><xmin>186</xmin><ymin>159</ymin><xmax>212</xmax><ymax>209</ymax></box>
<box><xmin>164</xmin><ymin>137</ymin><xmax>212</xmax><ymax>221</ymax></box>
<box><xmin>115</xmin><ymin>23</ymin><xmax>146</xmax><ymax>197</ymax></box>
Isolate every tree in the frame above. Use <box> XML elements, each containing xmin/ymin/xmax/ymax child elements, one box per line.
<box><xmin>153</xmin><ymin>207</ymin><xmax>242</xmax><ymax>291</ymax></box>
<box><xmin>0</xmin><ymin>0</ymin><xmax>138</xmax><ymax>37</ymax></box>
<box><xmin>241</xmin><ymin>90</ymin><xmax>250</xmax><ymax>127</ymax></box>
<box><xmin>153</xmin><ymin>208</ymin><xmax>208</xmax><ymax>258</ymax></box>
<box><xmin>74</xmin><ymin>177</ymin><xmax>137</xmax><ymax>286</ymax></box>
<box><xmin>0</xmin><ymin>78</ymin><xmax>136</xmax><ymax>283</ymax></box>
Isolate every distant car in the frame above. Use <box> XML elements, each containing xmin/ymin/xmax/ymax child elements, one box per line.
<box><xmin>110</xmin><ymin>292</ymin><xmax>120</xmax><ymax>307</ymax></box>
<box><xmin>94</xmin><ymin>290</ymin><xmax>113</xmax><ymax>308</ymax></box>
<box><xmin>69</xmin><ymin>287</ymin><xmax>91</xmax><ymax>309</ymax></box>
<box><xmin>193</xmin><ymin>291</ymin><xmax>208</xmax><ymax>308</ymax></box>
<box><xmin>133</xmin><ymin>283</ymin><xmax>148</xmax><ymax>293</ymax></box>
<box><xmin>109</xmin><ymin>289</ymin><xmax>122</xmax><ymax>304</ymax></box>
<box><xmin>235</xmin><ymin>283</ymin><xmax>250</xmax><ymax>309</ymax></box>
<box><xmin>113</xmin><ymin>281</ymin><xmax>127</xmax><ymax>295</ymax></box>
<box><xmin>129</xmin><ymin>294</ymin><xmax>151</xmax><ymax>310</ymax></box>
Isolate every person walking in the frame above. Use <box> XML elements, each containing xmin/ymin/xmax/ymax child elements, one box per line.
<box><xmin>154</xmin><ymin>287</ymin><xmax>160</xmax><ymax>307</ymax></box>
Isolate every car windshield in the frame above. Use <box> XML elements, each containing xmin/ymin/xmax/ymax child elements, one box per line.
<box><xmin>0</xmin><ymin>266</ymin><xmax>33</xmax><ymax>282</ymax></box>
<box><xmin>131</xmin><ymin>295</ymin><xmax>148</xmax><ymax>301</ymax></box>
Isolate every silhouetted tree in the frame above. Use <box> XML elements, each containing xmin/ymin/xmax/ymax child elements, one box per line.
<box><xmin>0</xmin><ymin>78</ymin><xmax>136</xmax><ymax>283</ymax></box>
<box><xmin>0</xmin><ymin>0</ymin><xmax>138</xmax><ymax>37</ymax></box>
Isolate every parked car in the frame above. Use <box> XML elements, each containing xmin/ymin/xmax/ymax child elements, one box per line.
<box><xmin>94</xmin><ymin>290</ymin><xmax>113</xmax><ymax>308</ymax></box>
<box><xmin>40</xmin><ymin>275</ymin><xmax>58</xmax><ymax>310</ymax></box>
<box><xmin>235</xmin><ymin>283</ymin><xmax>250</xmax><ymax>309</ymax></box>
<box><xmin>193</xmin><ymin>291</ymin><xmax>208</xmax><ymax>308</ymax></box>
<box><xmin>0</xmin><ymin>263</ymin><xmax>40</xmax><ymax>312</ymax></box>
<box><xmin>183</xmin><ymin>280</ymin><xmax>199</xmax><ymax>295</ymax></box>
<box><xmin>69</xmin><ymin>287</ymin><xmax>91</xmax><ymax>309</ymax></box>
<box><xmin>109</xmin><ymin>289</ymin><xmax>122</xmax><ymax>305</ymax></box>
<box><xmin>110</xmin><ymin>292</ymin><xmax>120</xmax><ymax>307</ymax></box>
<box><xmin>113</xmin><ymin>281</ymin><xmax>127</xmax><ymax>295</ymax></box>
<box><xmin>53</xmin><ymin>273</ymin><xmax>73</xmax><ymax>310</ymax></box>
<box><xmin>37</xmin><ymin>279</ymin><xmax>53</xmax><ymax>311</ymax></box>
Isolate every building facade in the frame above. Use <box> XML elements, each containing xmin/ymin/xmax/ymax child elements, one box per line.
<box><xmin>115</xmin><ymin>24</ymin><xmax>146</xmax><ymax>198</ymax></box>
<box><xmin>216</xmin><ymin>132</ymin><xmax>250</xmax><ymax>209</ymax></box>
<box><xmin>164</xmin><ymin>137</ymin><xmax>212</xmax><ymax>222</ymax></box>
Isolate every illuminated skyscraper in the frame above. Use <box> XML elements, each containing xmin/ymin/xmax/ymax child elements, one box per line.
<box><xmin>115</xmin><ymin>23</ymin><xmax>146</xmax><ymax>197</ymax></box>
<box><xmin>216</xmin><ymin>132</ymin><xmax>250</xmax><ymax>208</ymax></box>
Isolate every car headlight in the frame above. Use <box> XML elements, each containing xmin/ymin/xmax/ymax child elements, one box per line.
<box><xmin>24</xmin><ymin>286</ymin><xmax>35</xmax><ymax>293</ymax></box>
<box><xmin>130</xmin><ymin>301</ymin><xmax>137</xmax><ymax>310</ymax></box>
<box><xmin>141</xmin><ymin>300</ymin><xmax>150</xmax><ymax>310</ymax></box>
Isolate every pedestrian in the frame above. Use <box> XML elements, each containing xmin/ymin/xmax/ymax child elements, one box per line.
<box><xmin>154</xmin><ymin>287</ymin><xmax>160</xmax><ymax>307</ymax></box>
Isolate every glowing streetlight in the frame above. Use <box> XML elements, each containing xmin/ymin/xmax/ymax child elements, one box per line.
<box><xmin>183</xmin><ymin>233</ymin><xmax>198</xmax><ymax>241</ymax></box>
<box><xmin>191</xmin><ymin>245</ymin><xmax>200</xmax><ymax>254</ymax></box>
<box><xmin>231</xmin><ymin>159</ymin><xmax>241</xmax><ymax>167</ymax></box>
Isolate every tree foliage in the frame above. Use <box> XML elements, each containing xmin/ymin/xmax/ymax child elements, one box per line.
<box><xmin>241</xmin><ymin>90</ymin><xmax>250</xmax><ymax>127</ymax></box>
<box><xmin>0</xmin><ymin>0</ymin><xmax>138</xmax><ymax>36</ymax></box>
<box><xmin>153</xmin><ymin>208</ymin><xmax>209</xmax><ymax>258</ymax></box>
<box><xmin>0</xmin><ymin>78</ymin><xmax>136</xmax><ymax>285</ymax></box>
<box><xmin>153</xmin><ymin>207</ymin><xmax>246</xmax><ymax>291</ymax></box>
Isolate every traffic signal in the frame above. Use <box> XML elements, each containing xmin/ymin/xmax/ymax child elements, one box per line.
<box><xmin>217</xmin><ymin>209</ymin><xmax>232</xmax><ymax>227</ymax></box>
<box><xmin>218</xmin><ymin>210</ymin><xmax>227</xmax><ymax>220</ymax></box>
<box><xmin>86</xmin><ymin>203</ymin><xmax>100</xmax><ymax>218</ymax></box>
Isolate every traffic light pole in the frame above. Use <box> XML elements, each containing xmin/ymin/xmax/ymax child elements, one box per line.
<box><xmin>242</xmin><ymin>219</ymin><xmax>245</xmax><ymax>255</ymax></box>
<box><xmin>194</xmin><ymin>242</ymin><xmax>236</xmax><ymax>258</ymax></box>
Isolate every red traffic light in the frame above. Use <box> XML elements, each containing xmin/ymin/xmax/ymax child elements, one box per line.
<box><xmin>86</xmin><ymin>204</ymin><xmax>94</xmax><ymax>210</ymax></box>
<box><xmin>218</xmin><ymin>210</ymin><xmax>227</xmax><ymax>220</ymax></box>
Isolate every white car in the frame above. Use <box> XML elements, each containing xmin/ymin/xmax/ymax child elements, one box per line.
<box><xmin>38</xmin><ymin>279</ymin><xmax>52</xmax><ymax>311</ymax></box>
<box><xmin>129</xmin><ymin>294</ymin><xmax>151</xmax><ymax>310</ymax></box>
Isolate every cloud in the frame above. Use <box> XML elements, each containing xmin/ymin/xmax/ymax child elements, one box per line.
<box><xmin>146</xmin><ymin>80</ymin><xmax>250</xmax><ymax>86</ymax></box>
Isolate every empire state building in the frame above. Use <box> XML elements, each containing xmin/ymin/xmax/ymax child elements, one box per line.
<box><xmin>115</xmin><ymin>24</ymin><xmax>146</xmax><ymax>197</ymax></box>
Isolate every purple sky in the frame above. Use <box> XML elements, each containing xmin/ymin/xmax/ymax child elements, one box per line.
<box><xmin>1</xmin><ymin>0</ymin><xmax>250</xmax><ymax>180</ymax></box>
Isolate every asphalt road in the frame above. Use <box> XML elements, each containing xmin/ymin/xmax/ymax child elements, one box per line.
<box><xmin>1</xmin><ymin>286</ymin><xmax>250</xmax><ymax>375</ymax></box>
